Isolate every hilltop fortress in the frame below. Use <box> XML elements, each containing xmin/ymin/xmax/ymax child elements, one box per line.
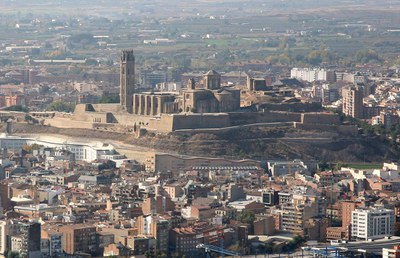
<box><xmin>30</xmin><ymin>50</ymin><xmax>352</xmax><ymax>134</ymax></box>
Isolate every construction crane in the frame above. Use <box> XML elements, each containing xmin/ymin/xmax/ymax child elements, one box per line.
<box><xmin>196</xmin><ymin>244</ymin><xmax>241</xmax><ymax>258</ymax></box>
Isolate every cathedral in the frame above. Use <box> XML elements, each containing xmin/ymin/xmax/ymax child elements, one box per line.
<box><xmin>65</xmin><ymin>50</ymin><xmax>241</xmax><ymax>132</ymax></box>
<box><xmin>119</xmin><ymin>50</ymin><xmax>241</xmax><ymax>116</ymax></box>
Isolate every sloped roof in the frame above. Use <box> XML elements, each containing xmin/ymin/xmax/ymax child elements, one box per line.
<box><xmin>204</xmin><ymin>70</ymin><xmax>219</xmax><ymax>76</ymax></box>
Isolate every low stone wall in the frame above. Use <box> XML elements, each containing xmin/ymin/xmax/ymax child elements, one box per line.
<box><xmin>42</xmin><ymin>117</ymin><xmax>93</xmax><ymax>129</ymax></box>
<box><xmin>90</xmin><ymin>103</ymin><xmax>122</xmax><ymax>113</ymax></box>
<box><xmin>173</xmin><ymin>122</ymin><xmax>293</xmax><ymax>134</ymax></box>
<box><xmin>301</xmin><ymin>112</ymin><xmax>341</xmax><ymax>125</ymax></box>
<box><xmin>229</xmin><ymin>111</ymin><xmax>301</xmax><ymax>125</ymax></box>
<box><xmin>257</xmin><ymin>102</ymin><xmax>323</xmax><ymax>112</ymax></box>
<box><xmin>171</xmin><ymin>113</ymin><xmax>231</xmax><ymax>131</ymax></box>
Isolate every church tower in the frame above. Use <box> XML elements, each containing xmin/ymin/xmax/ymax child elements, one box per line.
<box><xmin>204</xmin><ymin>70</ymin><xmax>221</xmax><ymax>90</ymax></box>
<box><xmin>120</xmin><ymin>50</ymin><xmax>135</xmax><ymax>113</ymax></box>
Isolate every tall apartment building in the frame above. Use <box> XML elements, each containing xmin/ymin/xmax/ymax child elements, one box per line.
<box><xmin>41</xmin><ymin>228</ymin><xmax>63</xmax><ymax>258</ymax></box>
<box><xmin>351</xmin><ymin>208</ymin><xmax>395</xmax><ymax>240</ymax></box>
<box><xmin>136</xmin><ymin>215</ymin><xmax>170</xmax><ymax>253</ymax></box>
<box><xmin>342</xmin><ymin>86</ymin><xmax>364</xmax><ymax>119</ymax></box>
<box><xmin>141</xmin><ymin>196</ymin><xmax>174</xmax><ymax>215</ymax></box>
<box><xmin>11</xmin><ymin>222</ymin><xmax>41</xmax><ymax>258</ymax></box>
<box><xmin>0</xmin><ymin>220</ymin><xmax>20</xmax><ymax>256</ymax></box>
<box><xmin>277</xmin><ymin>194</ymin><xmax>320</xmax><ymax>236</ymax></box>
<box><xmin>59</xmin><ymin>224</ymin><xmax>97</xmax><ymax>255</ymax></box>
<box><xmin>290</xmin><ymin>68</ymin><xmax>335</xmax><ymax>83</ymax></box>
<box><xmin>0</xmin><ymin>221</ymin><xmax>7</xmax><ymax>256</ymax></box>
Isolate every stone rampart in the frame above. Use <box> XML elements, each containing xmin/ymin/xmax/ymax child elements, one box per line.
<box><xmin>301</xmin><ymin>112</ymin><xmax>341</xmax><ymax>125</ymax></box>
<box><xmin>171</xmin><ymin>113</ymin><xmax>231</xmax><ymax>131</ymax></box>
<box><xmin>257</xmin><ymin>102</ymin><xmax>323</xmax><ymax>112</ymax></box>
<box><xmin>229</xmin><ymin>111</ymin><xmax>301</xmax><ymax>125</ymax></box>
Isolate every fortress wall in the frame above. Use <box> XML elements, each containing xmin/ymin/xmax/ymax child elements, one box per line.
<box><xmin>71</xmin><ymin>112</ymin><xmax>109</xmax><ymax>123</ymax></box>
<box><xmin>301</xmin><ymin>113</ymin><xmax>341</xmax><ymax>125</ymax></box>
<box><xmin>42</xmin><ymin>117</ymin><xmax>93</xmax><ymax>129</ymax></box>
<box><xmin>258</xmin><ymin>102</ymin><xmax>323</xmax><ymax>112</ymax></box>
<box><xmin>171</xmin><ymin>113</ymin><xmax>231</xmax><ymax>131</ymax></box>
<box><xmin>229</xmin><ymin>111</ymin><xmax>301</xmax><ymax>125</ymax></box>
<box><xmin>74</xmin><ymin>104</ymin><xmax>89</xmax><ymax>113</ymax></box>
<box><xmin>148</xmin><ymin>116</ymin><xmax>174</xmax><ymax>132</ymax></box>
<box><xmin>113</xmin><ymin>114</ymin><xmax>154</xmax><ymax>127</ymax></box>
<box><xmin>91</xmin><ymin>103</ymin><xmax>122</xmax><ymax>113</ymax></box>
<box><xmin>173</xmin><ymin>122</ymin><xmax>293</xmax><ymax>134</ymax></box>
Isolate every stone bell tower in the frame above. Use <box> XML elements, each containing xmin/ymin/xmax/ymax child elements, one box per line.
<box><xmin>120</xmin><ymin>50</ymin><xmax>135</xmax><ymax>113</ymax></box>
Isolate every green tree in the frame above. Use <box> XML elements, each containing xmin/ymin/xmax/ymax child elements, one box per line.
<box><xmin>46</xmin><ymin>100</ymin><xmax>75</xmax><ymax>112</ymax></box>
<box><xmin>24</xmin><ymin>114</ymin><xmax>33</xmax><ymax>122</ymax></box>
<box><xmin>99</xmin><ymin>94</ymin><xmax>120</xmax><ymax>104</ymax></box>
<box><xmin>265</xmin><ymin>243</ymin><xmax>274</xmax><ymax>254</ymax></box>
<box><xmin>68</xmin><ymin>33</ymin><xmax>96</xmax><ymax>49</ymax></box>
<box><xmin>236</xmin><ymin>210</ymin><xmax>256</xmax><ymax>234</ymax></box>
<box><xmin>4</xmin><ymin>105</ymin><xmax>29</xmax><ymax>112</ymax></box>
<box><xmin>98</xmin><ymin>160</ymin><xmax>116</xmax><ymax>171</ymax></box>
<box><xmin>6</xmin><ymin>251</ymin><xmax>20</xmax><ymax>258</ymax></box>
<box><xmin>355</xmin><ymin>49</ymin><xmax>382</xmax><ymax>64</ymax></box>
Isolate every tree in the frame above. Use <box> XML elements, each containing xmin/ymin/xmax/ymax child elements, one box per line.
<box><xmin>265</xmin><ymin>243</ymin><xmax>274</xmax><ymax>254</ymax></box>
<box><xmin>355</xmin><ymin>49</ymin><xmax>382</xmax><ymax>64</ymax></box>
<box><xmin>236</xmin><ymin>210</ymin><xmax>256</xmax><ymax>234</ymax></box>
<box><xmin>4</xmin><ymin>105</ymin><xmax>28</xmax><ymax>112</ymax></box>
<box><xmin>68</xmin><ymin>33</ymin><xmax>96</xmax><ymax>49</ymax></box>
<box><xmin>98</xmin><ymin>160</ymin><xmax>116</xmax><ymax>171</ymax></box>
<box><xmin>6</xmin><ymin>251</ymin><xmax>20</xmax><ymax>258</ymax></box>
<box><xmin>99</xmin><ymin>94</ymin><xmax>120</xmax><ymax>104</ymax></box>
<box><xmin>24</xmin><ymin>114</ymin><xmax>34</xmax><ymax>122</ymax></box>
<box><xmin>46</xmin><ymin>100</ymin><xmax>75</xmax><ymax>112</ymax></box>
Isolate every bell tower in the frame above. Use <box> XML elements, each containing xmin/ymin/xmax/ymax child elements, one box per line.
<box><xmin>120</xmin><ymin>50</ymin><xmax>135</xmax><ymax>113</ymax></box>
<box><xmin>204</xmin><ymin>70</ymin><xmax>221</xmax><ymax>90</ymax></box>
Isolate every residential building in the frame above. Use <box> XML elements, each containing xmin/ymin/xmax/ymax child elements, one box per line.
<box><xmin>383</xmin><ymin>245</ymin><xmax>400</xmax><ymax>258</ymax></box>
<box><xmin>342</xmin><ymin>86</ymin><xmax>364</xmax><ymax>119</ymax></box>
<box><xmin>136</xmin><ymin>215</ymin><xmax>170</xmax><ymax>253</ymax></box>
<box><xmin>13</xmin><ymin>221</ymin><xmax>41</xmax><ymax>258</ymax></box>
<box><xmin>290</xmin><ymin>68</ymin><xmax>335</xmax><ymax>83</ymax></box>
<box><xmin>352</xmin><ymin>208</ymin><xmax>395</xmax><ymax>240</ymax></box>
<box><xmin>41</xmin><ymin>228</ymin><xmax>63</xmax><ymax>258</ymax></box>
<box><xmin>59</xmin><ymin>224</ymin><xmax>97</xmax><ymax>255</ymax></box>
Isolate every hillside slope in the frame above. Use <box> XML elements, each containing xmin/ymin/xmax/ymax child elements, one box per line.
<box><xmin>5</xmin><ymin>123</ymin><xmax>399</xmax><ymax>163</ymax></box>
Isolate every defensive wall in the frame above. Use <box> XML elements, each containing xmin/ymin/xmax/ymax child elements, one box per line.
<box><xmin>229</xmin><ymin>111</ymin><xmax>301</xmax><ymax>126</ymax></box>
<box><xmin>256</xmin><ymin>101</ymin><xmax>323</xmax><ymax>112</ymax></box>
<box><xmin>28</xmin><ymin>103</ymin><xmax>349</xmax><ymax>134</ymax></box>
<box><xmin>300</xmin><ymin>112</ymin><xmax>341</xmax><ymax>125</ymax></box>
<box><xmin>170</xmin><ymin>113</ymin><xmax>230</xmax><ymax>131</ymax></box>
<box><xmin>173</xmin><ymin>122</ymin><xmax>294</xmax><ymax>134</ymax></box>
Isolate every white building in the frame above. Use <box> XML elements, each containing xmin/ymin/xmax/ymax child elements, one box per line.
<box><xmin>383</xmin><ymin>245</ymin><xmax>400</xmax><ymax>258</ymax></box>
<box><xmin>267</xmin><ymin>159</ymin><xmax>309</xmax><ymax>177</ymax></box>
<box><xmin>352</xmin><ymin>208</ymin><xmax>395</xmax><ymax>240</ymax></box>
<box><xmin>0</xmin><ymin>220</ymin><xmax>7</xmax><ymax>255</ymax></box>
<box><xmin>0</xmin><ymin>133</ymin><xmax>118</xmax><ymax>162</ymax></box>
<box><xmin>290</xmin><ymin>68</ymin><xmax>335</xmax><ymax>82</ymax></box>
